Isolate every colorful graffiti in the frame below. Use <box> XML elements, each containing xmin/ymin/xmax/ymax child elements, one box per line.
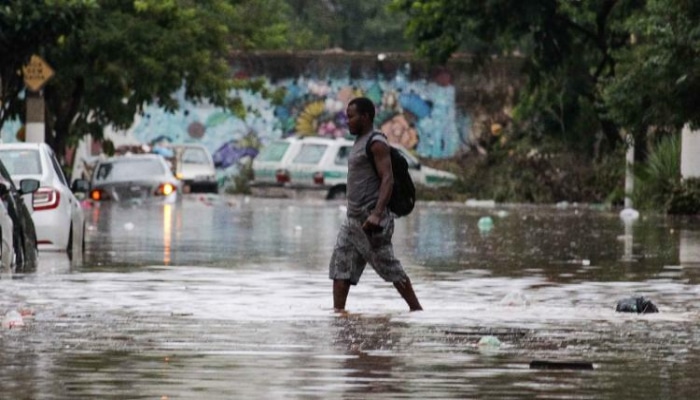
<box><xmin>123</xmin><ymin>67</ymin><xmax>465</xmax><ymax>163</ymax></box>
<box><xmin>0</xmin><ymin>65</ymin><xmax>469</xmax><ymax>179</ymax></box>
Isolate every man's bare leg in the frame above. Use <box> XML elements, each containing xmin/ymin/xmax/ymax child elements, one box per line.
<box><xmin>394</xmin><ymin>278</ymin><xmax>423</xmax><ymax>311</ymax></box>
<box><xmin>333</xmin><ymin>279</ymin><xmax>351</xmax><ymax>311</ymax></box>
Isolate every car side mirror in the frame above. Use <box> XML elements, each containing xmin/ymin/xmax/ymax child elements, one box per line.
<box><xmin>19</xmin><ymin>178</ymin><xmax>40</xmax><ymax>195</ymax></box>
<box><xmin>71</xmin><ymin>178</ymin><xmax>90</xmax><ymax>193</ymax></box>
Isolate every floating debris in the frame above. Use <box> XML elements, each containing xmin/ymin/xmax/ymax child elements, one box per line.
<box><xmin>615</xmin><ymin>296</ymin><xmax>659</xmax><ymax>314</ymax></box>
<box><xmin>478</xmin><ymin>335</ymin><xmax>502</xmax><ymax>348</ymax></box>
<box><xmin>2</xmin><ymin>310</ymin><xmax>24</xmax><ymax>329</ymax></box>
<box><xmin>477</xmin><ymin>216</ymin><xmax>494</xmax><ymax>232</ymax></box>
<box><xmin>466</xmin><ymin>199</ymin><xmax>496</xmax><ymax>208</ymax></box>
<box><xmin>530</xmin><ymin>360</ymin><xmax>594</xmax><ymax>370</ymax></box>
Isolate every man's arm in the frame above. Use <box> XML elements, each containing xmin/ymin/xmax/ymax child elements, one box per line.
<box><xmin>363</xmin><ymin>140</ymin><xmax>393</xmax><ymax>231</ymax></box>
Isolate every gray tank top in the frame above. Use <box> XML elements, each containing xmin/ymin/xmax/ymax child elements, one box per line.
<box><xmin>346</xmin><ymin>131</ymin><xmax>389</xmax><ymax>220</ymax></box>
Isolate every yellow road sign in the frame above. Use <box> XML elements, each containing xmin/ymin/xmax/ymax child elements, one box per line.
<box><xmin>22</xmin><ymin>55</ymin><xmax>55</xmax><ymax>92</ymax></box>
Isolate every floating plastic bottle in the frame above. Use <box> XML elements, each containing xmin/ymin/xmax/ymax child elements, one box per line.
<box><xmin>477</xmin><ymin>216</ymin><xmax>494</xmax><ymax>232</ymax></box>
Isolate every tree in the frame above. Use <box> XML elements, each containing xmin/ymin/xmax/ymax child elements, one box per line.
<box><xmin>3</xmin><ymin>0</ymin><xmax>312</xmax><ymax>163</ymax></box>
<box><xmin>603</xmin><ymin>0</ymin><xmax>700</xmax><ymax>136</ymax></box>
<box><xmin>0</xmin><ymin>0</ymin><xmax>95</xmax><ymax>135</ymax></box>
<box><xmin>285</xmin><ymin>0</ymin><xmax>410</xmax><ymax>51</ymax></box>
<box><xmin>391</xmin><ymin>0</ymin><xmax>647</xmax><ymax>156</ymax></box>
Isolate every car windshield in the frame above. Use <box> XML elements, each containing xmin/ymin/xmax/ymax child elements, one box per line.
<box><xmin>257</xmin><ymin>141</ymin><xmax>290</xmax><ymax>162</ymax></box>
<box><xmin>292</xmin><ymin>144</ymin><xmax>327</xmax><ymax>165</ymax></box>
<box><xmin>0</xmin><ymin>149</ymin><xmax>42</xmax><ymax>175</ymax></box>
<box><xmin>180</xmin><ymin>148</ymin><xmax>209</xmax><ymax>164</ymax></box>
<box><xmin>94</xmin><ymin>158</ymin><xmax>166</xmax><ymax>182</ymax></box>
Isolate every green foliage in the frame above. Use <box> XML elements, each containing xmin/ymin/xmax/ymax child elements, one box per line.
<box><xmin>392</xmin><ymin>0</ymin><xmax>700</xmax><ymax>159</ymax></box>
<box><xmin>1</xmin><ymin>0</ymin><xmax>314</xmax><ymax>163</ymax></box>
<box><xmin>603</xmin><ymin>0</ymin><xmax>700</xmax><ymax>136</ymax></box>
<box><xmin>285</xmin><ymin>0</ymin><xmax>409</xmax><ymax>51</ymax></box>
<box><xmin>438</xmin><ymin>136</ymin><xmax>625</xmax><ymax>204</ymax></box>
<box><xmin>0</xmin><ymin>0</ymin><xmax>95</xmax><ymax>132</ymax></box>
<box><xmin>667</xmin><ymin>179</ymin><xmax>700</xmax><ymax>215</ymax></box>
<box><xmin>224</xmin><ymin>161</ymin><xmax>253</xmax><ymax>195</ymax></box>
<box><xmin>631</xmin><ymin>134</ymin><xmax>681</xmax><ymax>211</ymax></box>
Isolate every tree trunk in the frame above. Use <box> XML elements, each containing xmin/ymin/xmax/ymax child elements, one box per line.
<box><xmin>45</xmin><ymin>76</ymin><xmax>84</xmax><ymax>166</ymax></box>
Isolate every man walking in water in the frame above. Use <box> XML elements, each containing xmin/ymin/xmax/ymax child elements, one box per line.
<box><xmin>329</xmin><ymin>97</ymin><xmax>423</xmax><ymax>312</ymax></box>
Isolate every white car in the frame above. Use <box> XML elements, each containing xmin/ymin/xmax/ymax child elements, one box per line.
<box><xmin>168</xmin><ymin>144</ymin><xmax>218</xmax><ymax>193</ymax></box>
<box><xmin>88</xmin><ymin>154</ymin><xmax>182</xmax><ymax>204</ymax></box>
<box><xmin>0</xmin><ymin>194</ymin><xmax>15</xmax><ymax>271</ymax></box>
<box><xmin>250</xmin><ymin>135</ymin><xmax>457</xmax><ymax>199</ymax></box>
<box><xmin>0</xmin><ymin>143</ymin><xmax>86</xmax><ymax>259</ymax></box>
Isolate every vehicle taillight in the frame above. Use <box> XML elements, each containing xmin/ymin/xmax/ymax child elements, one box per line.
<box><xmin>33</xmin><ymin>187</ymin><xmax>60</xmax><ymax>210</ymax></box>
<box><xmin>313</xmin><ymin>171</ymin><xmax>324</xmax><ymax>185</ymax></box>
<box><xmin>276</xmin><ymin>169</ymin><xmax>290</xmax><ymax>183</ymax></box>
<box><xmin>90</xmin><ymin>189</ymin><xmax>109</xmax><ymax>201</ymax></box>
<box><xmin>155</xmin><ymin>183</ymin><xmax>175</xmax><ymax>196</ymax></box>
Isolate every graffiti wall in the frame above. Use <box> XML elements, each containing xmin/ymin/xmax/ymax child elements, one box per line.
<box><xmin>127</xmin><ymin>67</ymin><xmax>465</xmax><ymax>173</ymax></box>
<box><xmin>1</xmin><ymin>52</ymin><xmax>520</xmax><ymax>178</ymax></box>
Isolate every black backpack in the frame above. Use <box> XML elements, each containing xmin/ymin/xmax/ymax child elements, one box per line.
<box><xmin>365</xmin><ymin>132</ymin><xmax>416</xmax><ymax>217</ymax></box>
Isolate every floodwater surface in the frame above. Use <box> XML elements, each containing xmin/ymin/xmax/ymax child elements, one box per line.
<box><xmin>1</xmin><ymin>196</ymin><xmax>700</xmax><ymax>399</ymax></box>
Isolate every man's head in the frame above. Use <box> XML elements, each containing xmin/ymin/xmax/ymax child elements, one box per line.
<box><xmin>346</xmin><ymin>97</ymin><xmax>375</xmax><ymax>136</ymax></box>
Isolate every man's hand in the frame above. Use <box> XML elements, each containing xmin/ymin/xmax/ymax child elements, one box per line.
<box><xmin>362</xmin><ymin>212</ymin><xmax>382</xmax><ymax>233</ymax></box>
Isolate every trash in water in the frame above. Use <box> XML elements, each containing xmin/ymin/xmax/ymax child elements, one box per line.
<box><xmin>2</xmin><ymin>310</ymin><xmax>25</xmax><ymax>329</ymax></box>
<box><xmin>530</xmin><ymin>360</ymin><xmax>594</xmax><ymax>370</ymax></box>
<box><xmin>477</xmin><ymin>216</ymin><xmax>494</xmax><ymax>231</ymax></box>
<box><xmin>478</xmin><ymin>335</ymin><xmax>502</xmax><ymax>347</ymax></box>
<box><xmin>619</xmin><ymin>208</ymin><xmax>640</xmax><ymax>222</ymax></box>
<box><xmin>495</xmin><ymin>210</ymin><xmax>509</xmax><ymax>218</ymax></box>
<box><xmin>466</xmin><ymin>199</ymin><xmax>496</xmax><ymax>208</ymax></box>
<box><xmin>555</xmin><ymin>201</ymin><xmax>570</xmax><ymax>209</ymax></box>
<box><xmin>499</xmin><ymin>291</ymin><xmax>531</xmax><ymax>306</ymax></box>
<box><xmin>124</xmin><ymin>222</ymin><xmax>135</xmax><ymax>231</ymax></box>
<box><xmin>616</xmin><ymin>296</ymin><xmax>658</xmax><ymax>313</ymax></box>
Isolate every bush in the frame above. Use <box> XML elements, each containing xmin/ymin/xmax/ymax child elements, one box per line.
<box><xmin>441</xmin><ymin>137</ymin><xmax>624</xmax><ymax>204</ymax></box>
<box><xmin>632</xmin><ymin>134</ymin><xmax>681</xmax><ymax>211</ymax></box>
<box><xmin>223</xmin><ymin>163</ymin><xmax>254</xmax><ymax>195</ymax></box>
<box><xmin>667</xmin><ymin>179</ymin><xmax>700</xmax><ymax>215</ymax></box>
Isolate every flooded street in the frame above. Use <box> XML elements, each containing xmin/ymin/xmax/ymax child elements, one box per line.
<box><xmin>2</xmin><ymin>196</ymin><xmax>700</xmax><ymax>399</ymax></box>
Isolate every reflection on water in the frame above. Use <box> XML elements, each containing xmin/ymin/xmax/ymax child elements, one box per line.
<box><xmin>2</xmin><ymin>197</ymin><xmax>700</xmax><ymax>398</ymax></box>
<box><xmin>163</xmin><ymin>203</ymin><xmax>172</xmax><ymax>265</ymax></box>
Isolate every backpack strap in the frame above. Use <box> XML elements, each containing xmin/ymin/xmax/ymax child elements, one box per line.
<box><xmin>364</xmin><ymin>131</ymin><xmax>388</xmax><ymax>173</ymax></box>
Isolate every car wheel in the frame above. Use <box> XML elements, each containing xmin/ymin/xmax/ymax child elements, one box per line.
<box><xmin>13</xmin><ymin>230</ymin><xmax>24</xmax><ymax>272</ymax></box>
<box><xmin>66</xmin><ymin>223</ymin><xmax>74</xmax><ymax>261</ymax></box>
<box><xmin>24</xmin><ymin>241</ymin><xmax>38</xmax><ymax>272</ymax></box>
<box><xmin>327</xmin><ymin>186</ymin><xmax>347</xmax><ymax>200</ymax></box>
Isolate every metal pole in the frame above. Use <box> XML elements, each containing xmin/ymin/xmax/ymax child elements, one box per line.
<box><xmin>25</xmin><ymin>90</ymin><xmax>45</xmax><ymax>143</ymax></box>
<box><xmin>624</xmin><ymin>133</ymin><xmax>634</xmax><ymax>209</ymax></box>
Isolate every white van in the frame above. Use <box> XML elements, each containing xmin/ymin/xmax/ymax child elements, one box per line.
<box><xmin>168</xmin><ymin>144</ymin><xmax>218</xmax><ymax>193</ymax></box>
<box><xmin>251</xmin><ymin>135</ymin><xmax>457</xmax><ymax>199</ymax></box>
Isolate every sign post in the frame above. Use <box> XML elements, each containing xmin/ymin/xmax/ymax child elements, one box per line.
<box><xmin>22</xmin><ymin>55</ymin><xmax>54</xmax><ymax>143</ymax></box>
